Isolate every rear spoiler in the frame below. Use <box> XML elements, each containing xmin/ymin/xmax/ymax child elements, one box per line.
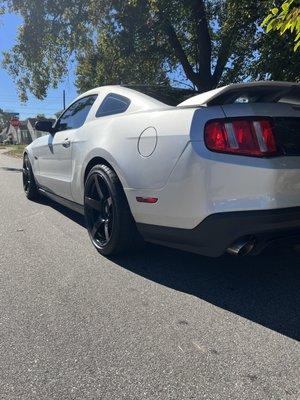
<box><xmin>178</xmin><ymin>81</ymin><xmax>300</xmax><ymax>107</ymax></box>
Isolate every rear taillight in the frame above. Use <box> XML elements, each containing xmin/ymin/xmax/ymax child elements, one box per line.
<box><xmin>204</xmin><ymin>118</ymin><xmax>278</xmax><ymax>157</ymax></box>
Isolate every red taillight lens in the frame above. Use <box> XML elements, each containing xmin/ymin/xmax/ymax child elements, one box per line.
<box><xmin>204</xmin><ymin>118</ymin><xmax>278</xmax><ymax>157</ymax></box>
<box><xmin>204</xmin><ymin>122</ymin><xmax>229</xmax><ymax>151</ymax></box>
<box><xmin>259</xmin><ymin>119</ymin><xmax>277</xmax><ymax>153</ymax></box>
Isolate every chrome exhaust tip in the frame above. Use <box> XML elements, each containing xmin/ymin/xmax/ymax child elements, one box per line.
<box><xmin>227</xmin><ymin>237</ymin><xmax>256</xmax><ymax>256</ymax></box>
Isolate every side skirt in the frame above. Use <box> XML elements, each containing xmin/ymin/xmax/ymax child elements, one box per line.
<box><xmin>38</xmin><ymin>188</ymin><xmax>85</xmax><ymax>215</ymax></box>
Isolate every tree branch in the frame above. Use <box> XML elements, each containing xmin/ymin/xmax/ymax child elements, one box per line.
<box><xmin>157</xmin><ymin>1</ymin><xmax>214</xmax><ymax>91</ymax></box>
<box><xmin>212</xmin><ymin>30</ymin><xmax>236</xmax><ymax>87</ymax></box>
<box><xmin>163</xmin><ymin>20</ymin><xmax>200</xmax><ymax>86</ymax></box>
<box><xmin>189</xmin><ymin>0</ymin><xmax>212</xmax><ymax>83</ymax></box>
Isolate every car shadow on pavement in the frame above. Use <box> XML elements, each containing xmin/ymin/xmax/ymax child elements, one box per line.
<box><xmin>113</xmin><ymin>243</ymin><xmax>300</xmax><ymax>342</ymax></box>
<box><xmin>37</xmin><ymin>197</ymin><xmax>86</xmax><ymax>227</ymax></box>
<box><xmin>0</xmin><ymin>166</ymin><xmax>23</xmax><ymax>172</ymax></box>
<box><xmin>41</xmin><ymin>198</ymin><xmax>300</xmax><ymax>342</ymax></box>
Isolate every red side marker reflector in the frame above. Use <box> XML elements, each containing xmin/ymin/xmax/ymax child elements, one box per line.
<box><xmin>136</xmin><ymin>197</ymin><xmax>158</xmax><ymax>204</ymax></box>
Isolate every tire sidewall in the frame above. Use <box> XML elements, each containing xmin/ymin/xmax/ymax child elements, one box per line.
<box><xmin>23</xmin><ymin>155</ymin><xmax>38</xmax><ymax>200</ymax></box>
<box><xmin>84</xmin><ymin>165</ymin><xmax>125</xmax><ymax>256</ymax></box>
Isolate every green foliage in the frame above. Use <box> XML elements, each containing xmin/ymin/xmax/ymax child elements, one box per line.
<box><xmin>1</xmin><ymin>0</ymin><xmax>299</xmax><ymax>100</ymax></box>
<box><xmin>2</xmin><ymin>0</ymin><xmax>110</xmax><ymax>100</ymax></box>
<box><xmin>250</xmin><ymin>29</ymin><xmax>300</xmax><ymax>82</ymax></box>
<box><xmin>76</xmin><ymin>3</ymin><xmax>170</xmax><ymax>92</ymax></box>
<box><xmin>262</xmin><ymin>0</ymin><xmax>300</xmax><ymax>51</ymax></box>
<box><xmin>0</xmin><ymin>108</ymin><xmax>11</xmax><ymax>131</ymax></box>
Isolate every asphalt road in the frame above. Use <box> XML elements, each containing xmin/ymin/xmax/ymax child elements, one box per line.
<box><xmin>0</xmin><ymin>150</ymin><xmax>299</xmax><ymax>400</ymax></box>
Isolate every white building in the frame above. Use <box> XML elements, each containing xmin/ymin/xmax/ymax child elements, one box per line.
<box><xmin>0</xmin><ymin>117</ymin><xmax>55</xmax><ymax>144</ymax></box>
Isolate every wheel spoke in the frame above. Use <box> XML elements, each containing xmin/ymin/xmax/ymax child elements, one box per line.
<box><xmin>23</xmin><ymin>161</ymin><xmax>31</xmax><ymax>192</ymax></box>
<box><xmin>25</xmin><ymin>158</ymin><xmax>30</xmax><ymax>170</ymax></box>
<box><xmin>106</xmin><ymin>197</ymin><xmax>112</xmax><ymax>207</ymax></box>
<box><xmin>94</xmin><ymin>175</ymin><xmax>104</xmax><ymax>200</ymax></box>
<box><xmin>102</xmin><ymin>197</ymin><xmax>113</xmax><ymax>218</ymax></box>
<box><xmin>85</xmin><ymin>172</ymin><xmax>114</xmax><ymax>247</ymax></box>
<box><xmin>91</xmin><ymin>218</ymin><xmax>106</xmax><ymax>238</ymax></box>
<box><xmin>85</xmin><ymin>196</ymin><xmax>102</xmax><ymax>211</ymax></box>
<box><xmin>104</xmin><ymin>220</ymin><xmax>110</xmax><ymax>241</ymax></box>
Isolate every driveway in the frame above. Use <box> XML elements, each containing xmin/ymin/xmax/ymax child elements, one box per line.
<box><xmin>0</xmin><ymin>150</ymin><xmax>299</xmax><ymax>399</ymax></box>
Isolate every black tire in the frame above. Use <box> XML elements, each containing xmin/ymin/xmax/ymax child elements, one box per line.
<box><xmin>23</xmin><ymin>154</ymin><xmax>39</xmax><ymax>200</ymax></box>
<box><xmin>84</xmin><ymin>164</ymin><xmax>143</xmax><ymax>256</ymax></box>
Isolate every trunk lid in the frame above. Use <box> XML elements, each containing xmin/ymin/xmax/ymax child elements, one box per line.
<box><xmin>178</xmin><ymin>81</ymin><xmax>300</xmax><ymax>107</ymax></box>
<box><xmin>180</xmin><ymin>81</ymin><xmax>300</xmax><ymax>157</ymax></box>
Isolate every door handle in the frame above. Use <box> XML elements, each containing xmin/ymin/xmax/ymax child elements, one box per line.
<box><xmin>62</xmin><ymin>139</ymin><xmax>71</xmax><ymax>148</ymax></box>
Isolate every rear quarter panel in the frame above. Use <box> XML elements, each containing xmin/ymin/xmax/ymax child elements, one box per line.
<box><xmin>71</xmin><ymin>105</ymin><xmax>227</xmax><ymax>205</ymax></box>
<box><xmin>128</xmin><ymin>102</ymin><xmax>300</xmax><ymax>228</ymax></box>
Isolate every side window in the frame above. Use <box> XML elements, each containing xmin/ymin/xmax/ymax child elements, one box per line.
<box><xmin>57</xmin><ymin>95</ymin><xmax>97</xmax><ymax>131</ymax></box>
<box><xmin>96</xmin><ymin>93</ymin><xmax>131</xmax><ymax>117</ymax></box>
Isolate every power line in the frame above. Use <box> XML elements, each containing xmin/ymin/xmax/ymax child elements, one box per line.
<box><xmin>0</xmin><ymin>98</ymin><xmax>73</xmax><ymax>102</ymax></box>
<box><xmin>0</xmin><ymin>95</ymin><xmax>64</xmax><ymax>99</ymax></box>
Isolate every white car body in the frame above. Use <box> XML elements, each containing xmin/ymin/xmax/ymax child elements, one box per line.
<box><xmin>25</xmin><ymin>82</ymin><xmax>300</xmax><ymax>256</ymax></box>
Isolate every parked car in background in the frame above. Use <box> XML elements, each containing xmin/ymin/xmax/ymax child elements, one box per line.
<box><xmin>22</xmin><ymin>82</ymin><xmax>300</xmax><ymax>257</ymax></box>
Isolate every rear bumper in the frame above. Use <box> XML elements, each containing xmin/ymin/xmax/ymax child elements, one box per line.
<box><xmin>137</xmin><ymin>207</ymin><xmax>300</xmax><ymax>257</ymax></box>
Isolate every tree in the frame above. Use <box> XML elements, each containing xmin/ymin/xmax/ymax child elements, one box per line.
<box><xmin>2</xmin><ymin>0</ymin><xmax>299</xmax><ymax>100</ymax></box>
<box><xmin>35</xmin><ymin>114</ymin><xmax>46</xmax><ymax>119</ymax></box>
<box><xmin>0</xmin><ymin>109</ymin><xmax>12</xmax><ymax>131</ymax></box>
<box><xmin>250</xmin><ymin>28</ymin><xmax>300</xmax><ymax>82</ymax></box>
<box><xmin>76</xmin><ymin>0</ymin><xmax>263</xmax><ymax>92</ymax></box>
<box><xmin>2</xmin><ymin>0</ymin><xmax>110</xmax><ymax>100</ymax></box>
<box><xmin>0</xmin><ymin>109</ymin><xmax>10</xmax><ymax>127</ymax></box>
<box><xmin>262</xmin><ymin>0</ymin><xmax>300</xmax><ymax>51</ymax></box>
<box><xmin>76</xmin><ymin>18</ymin><xmax>170</xmax><ymax>92</ymax></box>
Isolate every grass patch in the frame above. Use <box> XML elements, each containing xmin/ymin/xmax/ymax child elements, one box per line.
<box><xmin>3</xmin><ymin>144</ymin><xmax>26</xmax><ymax>158</ymax></box>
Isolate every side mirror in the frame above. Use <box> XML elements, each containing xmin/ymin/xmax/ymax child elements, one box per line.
<box><xmin>35</xmin><ymin>120</ymin><xmax>55</xmax><ymax>135</ymax></box>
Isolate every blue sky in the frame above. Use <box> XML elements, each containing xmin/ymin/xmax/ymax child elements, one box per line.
<box><xmin>0</xmin><ymin>13</ymin><xmax>78</xmax><ymax>120</ymax></box>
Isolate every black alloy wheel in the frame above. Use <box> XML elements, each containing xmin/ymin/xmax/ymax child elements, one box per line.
<box><xmin>85</xmin><ymin>172</ymin><xmax>114</xmax><ymax>248</ymax></box>
<box><xmin>84</xmin><ymin>164</ymin><xmax>142</xmax><ymax>256</ymax></box>
<box><xmin>23</xmin><ymin>154</ymin><xmax>39</xmax><ymax>200</ymax></box>
<box><xmin>22</xmin><ymin>156</ymin><xmax>31</xmax><ymax>194</ymax></box>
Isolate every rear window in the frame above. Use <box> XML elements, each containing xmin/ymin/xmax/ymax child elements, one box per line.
<box><xmin>123</xmin><ymin>85</ymin><xmax>198</xmax><ymax>106</ymax></box>
<box><xmin>96</xmin><ymin>93</ymin><xmax>131</xmax><ymax>117</ymax></box>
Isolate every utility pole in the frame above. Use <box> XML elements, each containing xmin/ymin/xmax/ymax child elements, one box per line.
<box><xmin>63</xmin><ymin>90</ymin><xmax>66</xmax><ymax>110</ymax></box>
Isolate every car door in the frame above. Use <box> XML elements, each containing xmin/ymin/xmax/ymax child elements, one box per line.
<box><xmin>37</xmin><ymin>95</ymin><xmax>97</xmax><ymax>200</ymax></box>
